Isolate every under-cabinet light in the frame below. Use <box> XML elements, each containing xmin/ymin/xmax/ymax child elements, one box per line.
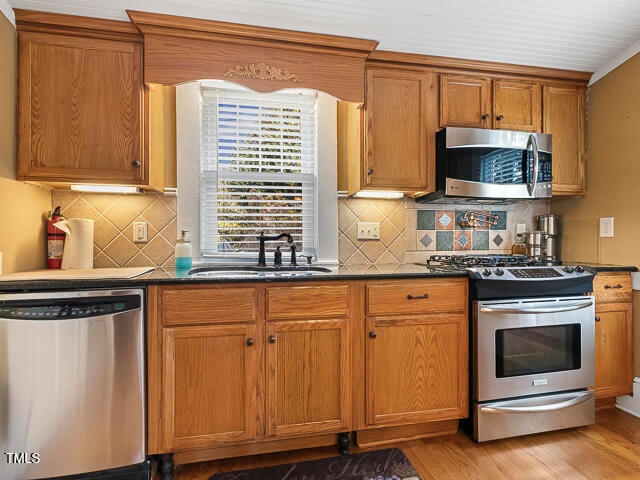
<box><xmin>71</xmin><ymin>185</ymin><xmax>143</xmax><ymax>194</ymax></box>
<box><xmin>351</xmin><ymin>190</ymin><xmax>404</xmax><ymax>199</ymax></box>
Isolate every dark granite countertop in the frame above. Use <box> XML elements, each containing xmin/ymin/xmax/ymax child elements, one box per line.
<box><xmin>0</xmin><ymin>262</ymin><xmax>635</xmax><ymax>292</ymax></box>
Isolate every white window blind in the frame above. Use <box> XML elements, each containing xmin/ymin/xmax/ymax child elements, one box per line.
<box><xmin>199</xmin><ymin>87</ymin><xmax>317</xmax><ymax>256</ymax></box>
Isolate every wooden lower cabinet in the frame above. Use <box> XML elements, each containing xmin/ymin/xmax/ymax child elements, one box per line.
<box><xmin>265</xmin><ymin>320</ymin><xmax>351</xmax><ymax>437</ymax></box>
<box><xmin>593</xmin><ymin>272</ymin><xmax>634</xmax><ymax>400</ymax></box>
<box><xmin>356</xmin><ymin>278</ymin><xmax>469</xmax><ymax>444</ymax></box>
<box><xmin>148</xmin><ymin>278</ymin><xmax>469</xmax><ymax>467</ymax></box>
<box><xmin>162</xmin><ymin>324</ymin><xmax>261</xmax><ymax>450</ymax></box>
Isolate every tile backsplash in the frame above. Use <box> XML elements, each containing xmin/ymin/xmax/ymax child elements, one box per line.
<box><xmin>52</xmin><ymin>191</ymin><xmax>548</xmax><ymax>268</ymax></box>
<box><xmin>339</xmin><ymin>197</ymin><xmax>550</xmax><ymax>266</ymax></box>
<box><xmin>52</xmin><ymin>191</ymin><xmax>177</xmax><ymax>268</ymax></box>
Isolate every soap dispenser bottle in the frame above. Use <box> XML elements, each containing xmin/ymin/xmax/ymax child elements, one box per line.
<box><xmin>175</xmin><ymin>229</ymin><xmax>193</xmax><ymax>270</ymax></box>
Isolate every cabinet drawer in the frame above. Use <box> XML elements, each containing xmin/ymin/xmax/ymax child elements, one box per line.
<box><xmin>161</xmin><ymin>286</ymin><xmax>260</xmax><ymax>325</ymax></box>
<box><xmin>367</xmin><ymin>279</ymin><xmax>467</xmax><ymax>316</ymax></box>
<box><xmin>266</xmin><ymin>284</ymin><xmax>351</xmax><ymax>320</ymax></box>
<box><xmin>593</xmin><ymin>273</ymin><xmax>632</xmax><ymax>302</ymax></box>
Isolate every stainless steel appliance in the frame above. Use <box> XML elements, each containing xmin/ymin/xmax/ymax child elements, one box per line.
<box><xmin>416</xmin><ymin>127</ymin><xmax>552</xmax><ymax>203</ymax></box>
<box><xmin>0</xmin><ymin>289</ymin><xmax>148</xmax><ymax>480</ymax></box>
<box><xmin>537</xmin><ymin>214</ymin><xmax>559</xmax><ymax>261</ymax></box>
<box><xmin>426</xmin><ymin>254</ymin><xmax>596</xmax><ymax>442</ymax></box>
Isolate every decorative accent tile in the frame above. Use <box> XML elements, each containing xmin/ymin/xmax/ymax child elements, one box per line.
<box><xmin>472</xmin><ymin>230</ymin><xmax>489</xmax><ymax>250</ymax></box>
<box><xmin>417</xmin><ymin>210</ymin><xmax>436</xmax><ymax>230</ymax></box>
<box><xmin>436</xmin><ymin>231</ymin><xmax>454</xmax><ymax>251</ymax></box>
<box><xmin>491</xmin><ymin>211</ymin><xmax>507</xmax><ymax>230</ymax></box>
<box><xmin>492</xmin><ymin>232</ymin><xmax>505</xmax><ymax>248</ymax></box>
<box><xmin>436</xmin><ymin>210</ymin><xmax>455</xmax><ymax>230</ymax></box>
<box><xmin>454</xmin><ymin>231</ymin><xmax>472</xmax><ymax>251</ymax></box>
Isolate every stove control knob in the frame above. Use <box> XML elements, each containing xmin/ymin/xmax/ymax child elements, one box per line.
<box><xmin>563</xmin><ymin>266</ymin><xmax>575</xmax><ymax>273</ymax></box>
<box><xmin>575</xmin><ymin>265</ymin><xmax>585</xmax><ymax>273</ymax></box>
<box><xmin>494</xmin><ymin>268</ymin><xmax>505</xmax><ymax>276</ymax></box>
<box><xmin>481</xmin><ymin>268</ymin><xmax>492</xmax><ymax>277</ymax></box>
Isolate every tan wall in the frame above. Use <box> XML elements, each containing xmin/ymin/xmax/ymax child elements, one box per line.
<box><xmin>0</xmin><ymin>12</ymin><xmax>51</xmax><ymax>274</ymax></box>
<box><xmin>552</xmin><ymin>53</ymin><xmax>640</xmax><ymax>377</ymax></box>
<box><xmin>552</xmin><ymin>53</ymin><xmax>640</xmax><ymax>267</ymax></box>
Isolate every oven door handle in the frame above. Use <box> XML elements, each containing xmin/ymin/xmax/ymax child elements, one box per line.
<box><xmin>480</xmin><ymin>390</ymin><xmax>593</xmax><ymax>414</ymax></box>
<box><xmin>480</xmin><ymin>300</ymin><xmax>593</xmax><ymax>315</ymax></box>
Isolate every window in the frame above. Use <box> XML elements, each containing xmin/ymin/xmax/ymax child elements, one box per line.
<box><xmin>177</xmin><ymin>81</ymin><xmax>338</xmax><ymax>264</ymax></box>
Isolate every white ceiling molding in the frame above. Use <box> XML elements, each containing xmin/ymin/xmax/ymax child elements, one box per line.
<box><xmin>0</xmin><ymin>0</ymin><xmax>15</xmax><ymax>25</ymax></box>
<box><xmin>589</xmin><ymin>38</ymin><xmax>640</xmax><ymax>85</ymax></box>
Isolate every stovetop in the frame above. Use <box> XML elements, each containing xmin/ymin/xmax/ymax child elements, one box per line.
<box><xmin>425</xmin><ymin>254</ymin><xmax>596</xmax><ymax>299</ymax></box>
<box><xmin>426</xmin><ymin>254</ymin><xmax>557</xmax><ymax>269</ymax></box>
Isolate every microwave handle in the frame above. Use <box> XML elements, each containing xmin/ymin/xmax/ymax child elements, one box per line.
<box><xmin>526</xmin><ymin>133</ymin><xmax>539</xmax><ymax>196</ymax></box>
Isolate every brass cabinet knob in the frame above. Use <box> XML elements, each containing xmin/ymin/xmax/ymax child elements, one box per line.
<box><xmin>131</xmin><ymin>160</ymin><xmax>141</xmax><ymax>168</ymax></box>
<box><xmin>369</xmin><ymin>331</ymin><xmax>377</xmax><ymax>339</ymax></box>
<box><xmin>268</xmin><ymin>335</ymin><xmax>277</xmax><ymax>343</ymax></box>
<box><xmin>246</xmin><ymin>338</ymin><xmax>255</xmax><ymax>347</ymax></box>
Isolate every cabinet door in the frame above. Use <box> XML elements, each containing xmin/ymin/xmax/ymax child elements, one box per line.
<box><xmin>542</xmin><ymin>85</ymin><xmax>586</xmax><ymax>195</ymax></box>
<box><xmin>162</xmin><ymin>324</ymin><xmax>261</xmax><ymax>450</ymax></box>
<box><xmin>364</xmin><ymin>67</ymin><xmax>437</xmax><ymax>191</ymax></box>
<box><xmin>265</xmin><ymin>319</ymin><xmax>351</xmax><ymax>437</ymax></box>
<box><xmin>594</xmin><ymin>302</ymin><xmax>633</xmax><ymax>398</ymax></box>
<box><xmin>493</xmin><ymin>80</ymin><xmax>541</xmax><ymax>131</ymax></box>
<box><xmin>440</xmin><ymin>74</ymin><xmax>491</xmax><ymax>128</ymax></box>
<box><xmin>366</xmin><ymin>316</ymin><xmax>467</xmax><ymax>426</ymax></box>
<box><xmin>17</xmin><ymin>32</ymin><xmax>145</xmax><ymax>184</ymax></box>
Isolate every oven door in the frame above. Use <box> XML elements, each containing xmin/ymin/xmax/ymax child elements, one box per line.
<box><xmin>473</xmin><ymin>295</ymin><xmax>595</xmax><ymax>402</ymax></box>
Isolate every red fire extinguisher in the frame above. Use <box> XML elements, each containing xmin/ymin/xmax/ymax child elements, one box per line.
<box><xmin>47</xmin><ymin>206</ymin><xmax>66</xmax><ymax>269</ymax></box>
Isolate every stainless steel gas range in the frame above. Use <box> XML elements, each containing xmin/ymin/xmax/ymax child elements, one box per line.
<box><xmin>427</xmin><ymin>254</ymin><xmax>596</xmax><ymax>442</ymax></box>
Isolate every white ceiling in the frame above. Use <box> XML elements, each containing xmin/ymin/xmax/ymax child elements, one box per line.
<box><xmin>6</xmin><ymin>0</ymin><xmax>640</xmax><ymax>82</ymax></box>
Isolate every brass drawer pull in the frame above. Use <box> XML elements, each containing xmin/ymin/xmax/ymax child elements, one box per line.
<box><xmin>604</xmin><ymin>284</ymin><xmax>623</xmax><ymax>289</ymax></box>
<box><xmin>407</xmin><ymin>293</ymin><xmax>430</xmax><ymax>300</ymax></box>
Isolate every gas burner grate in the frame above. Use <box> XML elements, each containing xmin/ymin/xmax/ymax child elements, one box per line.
<box><xmin>427</xmin><ymin>254</ymin><xmax>557</xmax><ymax>268</ymax></box>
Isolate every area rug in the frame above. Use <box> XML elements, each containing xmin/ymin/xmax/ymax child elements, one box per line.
<box><xmin>209</xmin><ymin>448</ymin><xmax>421</xmax><ymax>480</ymax></box>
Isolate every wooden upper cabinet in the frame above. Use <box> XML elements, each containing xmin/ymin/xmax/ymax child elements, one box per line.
<box><xmin>440</xmin><ymin>74</ymin><xmax>540</xmax><ymax>132</ymax></box>
<box><xmin>493</xmin><ymin>80</ymin><xmax>541</xmax><ymax>131</ymax></box>
<box><xmin>364</xmin><ymin>66</ymin><xmax>438</xmax><ymax>192</ymax></box>
<box><xmin>440</xmin><ymin>75</ymin><xmax>491</xmax><ymax>128</ymax></box>
<box><xmin>543</xmin><ymin>84</ymin><xmax>586</xmax><ymax>196</ymax></box>
<box><xmin>16</xmin><ymin>30</ymin><xmax>148</xmax><ymax>186</ymax></box>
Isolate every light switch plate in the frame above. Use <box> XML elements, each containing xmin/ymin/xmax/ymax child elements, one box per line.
<box><xmin>357</xmin><ymin>222</ymin><xmax>380</xmax><ymax>240</ymax></box>
<box><xmin>133</xmin><ymin>222</ymin><xmax>148</xmax><ymax>242</ymax></box>
<box><xmin>599</xmin><ymin>217</ymin><xmax>614</xmax><ymax>238</ymax></box>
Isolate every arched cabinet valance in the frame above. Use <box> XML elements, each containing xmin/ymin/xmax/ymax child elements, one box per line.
<box><xmin>127</xmin><ymin>10</ymin><xmax>378</xmax><ymax>102</ymax></box>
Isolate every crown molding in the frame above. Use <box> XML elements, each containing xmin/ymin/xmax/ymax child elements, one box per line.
<box><xmin>0</xmin><ymin>0</ymin><xmax>15</xmax><ymax>26</ymax></box>
<box><xmin>590</xmin><ymin>40</ymin><xmax>640</xmax><ymax>85</ymax></box>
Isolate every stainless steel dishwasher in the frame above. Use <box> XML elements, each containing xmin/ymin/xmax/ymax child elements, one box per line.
<box><xmin>0</xmin><ymin>289</ymin><xmax>148</xmax><ymax>480</ymax></box>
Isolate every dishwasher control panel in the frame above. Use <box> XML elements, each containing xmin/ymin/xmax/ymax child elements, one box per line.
<box><xmin>0</xmin><ymin>295</ymin><xmax>141</xmax><ymax>320</ymax></box>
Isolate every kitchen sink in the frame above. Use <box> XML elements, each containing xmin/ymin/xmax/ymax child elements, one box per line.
<box><xmin>187</xmin><ymin>265</ymin><xmax>333</xmax><ymax>278</ymax></box>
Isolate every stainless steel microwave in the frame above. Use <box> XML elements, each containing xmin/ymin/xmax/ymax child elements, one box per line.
<box><xmin>416</xmin><ymin>127</ymin><xmax>552</xmax><ymax>203</ymax></box>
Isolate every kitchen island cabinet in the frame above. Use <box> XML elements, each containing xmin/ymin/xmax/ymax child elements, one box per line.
<box><xmin>593</xmin><ymin>272</ymin><xmax>634</xmax><ymax>406</ymax></box>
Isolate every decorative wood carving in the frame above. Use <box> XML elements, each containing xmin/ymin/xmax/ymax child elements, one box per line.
<box><xmin>224</xmin><ymin>63</ymin><xmax>300</xmax><ymax>83</ymax></box>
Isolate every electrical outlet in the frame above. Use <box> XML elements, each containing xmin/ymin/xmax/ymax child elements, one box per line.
<box><xmin>133</xmin><ymin>222</ymin><xmax>148</xmax><ymax>242</ymax></box>
<box><xmin>599</xmin><ymin>217</ymin><xmax>614</xmax><ymax>238</ymax></box>
<box><xmin>357</xmin><ymin>222</ymin><xmax>380</xmax><ymax>240</ymax></box>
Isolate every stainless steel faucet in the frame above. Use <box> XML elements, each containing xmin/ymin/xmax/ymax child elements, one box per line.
<box><xmin>257</xmin><ymin>232</ymin><xmax>294</xmax><ymax>267</ymax></box>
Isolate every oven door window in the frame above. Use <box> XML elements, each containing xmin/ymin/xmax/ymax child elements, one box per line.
<box><xmin>495</xmin><ymin>323</ymin><xmax>581</xmax><ymax>377</ymax></box>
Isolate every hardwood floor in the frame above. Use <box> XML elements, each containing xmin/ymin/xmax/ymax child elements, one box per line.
<box><xmin>170</xmin><ymin>408</ymin><xmax>640</xmax><ymax>480</ymax></box>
